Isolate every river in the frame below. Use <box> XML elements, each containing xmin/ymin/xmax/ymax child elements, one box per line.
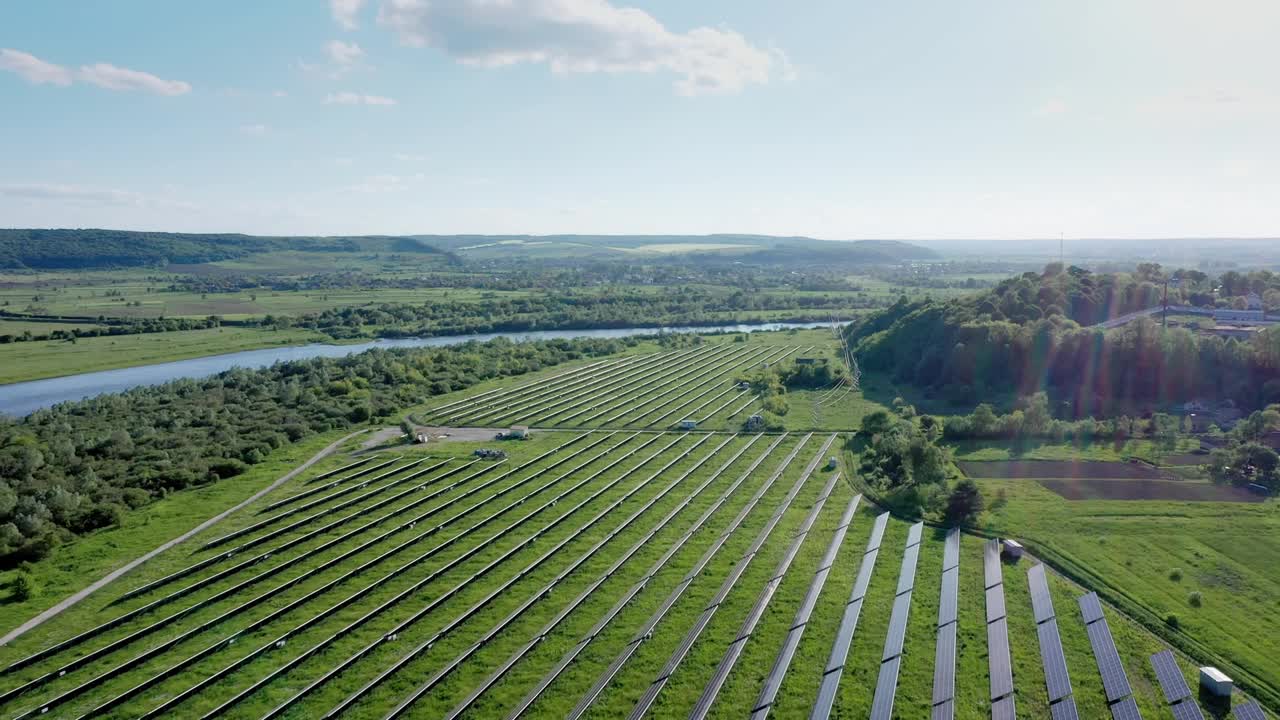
<box><xmin>0</xmin><ymin>322</ymin><xmax>833</xmax><ymax>416</ymax></box>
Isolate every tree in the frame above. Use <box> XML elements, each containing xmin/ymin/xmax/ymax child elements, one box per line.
<box><xmin>10</xmin><ymin>573</ymin><xmax>35</xmax><ymax>602</ymax></box>
<box><xmin>944</xmin><ymin>479</ymin><xmax>985</xmax><ymax>526</ymax></box>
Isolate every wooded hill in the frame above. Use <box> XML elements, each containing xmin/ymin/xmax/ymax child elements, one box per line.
<box><xmin>848</xmin><ymin>265</ymin><xmax>1280</xmax><ymax>413</ymax></box>
<box><xmin>0</xmin><ymin>230</ymin><xmax>454</xmax><ymax>269</ymax></box>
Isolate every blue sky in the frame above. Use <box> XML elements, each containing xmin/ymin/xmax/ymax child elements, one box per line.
<box><xmin>2</xmin><ymin>0</ymin><xmax>1277</xmax><ymax>238</ymax></box>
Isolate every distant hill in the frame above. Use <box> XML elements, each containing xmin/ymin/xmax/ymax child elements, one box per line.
<box><xmin>0</xmin><ymin>229</ymin><xmax>455</xmax><ymax>270</ymax></box>
<box><xmin>414</xmin><ymin>234</ymin><xmax>938</xmax><ymax>265</ymax></box>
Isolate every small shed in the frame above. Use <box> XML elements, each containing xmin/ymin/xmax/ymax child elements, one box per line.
<box><xmin>826</xmin><ymin>456</ymin><xmax>839</xmax><ymax>471</ymax></box>
<box><xmin>1001</xmin><ymin>539</ymin><xmax>1025</xmax><ymax>559</ymax></box>
<box><xmin>509</xmin><ymin>425</ymin><xmax>529</xmax><ymax>439</ymax></box>
<box><xmin>1199</xmin><ymin>667</ymin><xmax>1233</xmax><ymax>697</ymax></box>
<box><xmin>679</xmin><ymin>419</ymin><xmax>697</xmax><ymax>430</ymax></box>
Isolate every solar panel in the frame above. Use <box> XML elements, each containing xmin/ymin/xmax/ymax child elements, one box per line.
<box><xmin>984</xmin><ymin>539</ymin><xmax>1003</xmax><ymax>589</ymax></box>
<box><xmin>867</xmin><ymin>512</ymin><xmax>890</xmax><ymax>551</ymax></box>
<box><xmin>932</xmin><ymin>622</ymin><xmax>956</xmax><ymax>705</ymax></box>
<box><xmin>1037</xmin><ymin>619</ymin><xmax>1073</xmax><ymax>702</ymax></box>
<box><xmin>942</xmin><ymin>528</ymin><xmax>960</xmax><ymax>571</ymax></box>
<box><xmin>897</xmin><ymin>543</ymin><xmax>920</xmax><ymax>595</ymax></box>
<box><xmin>938</xmin><ymin>567</ymin><xmax>959</xmax><ymax>627</ymax></box>
<box><xmin>851</xmin><ymin>549</ymin><xmax>879</xmax><ymax>601</ymax></box>
<box><xmin>1110</xmin><ymin>696</ymin><xmax>1143</xmax><ymax>720</ymax></box>
<box><xmin>931</xmin><ymin>698</ymin><xmax>953</xmax><ymax>720</ymax></box>
<box><xmin>987</xmin><ymin>617</ymin><xmax>1014</xmax><ymax>700</ymax></box>
<box><xmin>906</xmin><ymin>521</ymin><xmax>923</xmax><ymax>548</ymax></box>
<box><xmin>828</xmin><ymin>597</ymin><xmax>864</xmax><ymax>669</ymax></box>
<box><xmin>991</xmin><ymin>694</ymin><xmax>1017</xmax><ymax>720</ymax></box>
<box><xmin>985</xmin><ymin>584</ymin><xmax>1007</xmax><ymax>623</ymax></box>
<box><xmin>1029</xmin><ymin>563</ymin><xmax>1056</xmax><ymax>623</ymax></box>
<box><xmin>1171</xmin><ymin>700</ymin><xmax>1206</xmax><ymax>720</ymax></box>
<box><xmin>1086</xmin><ymin>620</ymin><xmax>1132</xmax><ymax>702</ymax></box>
<box><xmin>1079</xmin><ymin>592</ymin><xmax>1105</xmax><ymax>625</ymax></box>
<box><xmin>869</xmin><ymin>656</ymin><xmax>902</xmax><ymax>720</ymax></box>
<box><xmin>883</xmin><ymin>591</ymin><xmax>913</xmax><ymax>660</ymax></box>
<box><xmin>1233</xmin><ymin>701</ymin><xmax>1267</xmax><ymax>720</ymax></box>
<box><xmin>1050</xmin><ymin>698</ymin><xmax>1081</xmax><ymax>720</ymax></box>
<box><xmin>1151</xmin><ymin>650</ymin><xmax>1193</xmax><ymax>703</ymax></box>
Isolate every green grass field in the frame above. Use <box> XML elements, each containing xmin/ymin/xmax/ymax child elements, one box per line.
<box><xmin>0</xmin><ymin>326</ymin><xmax>331</xmax><ymax>384</ymax></box>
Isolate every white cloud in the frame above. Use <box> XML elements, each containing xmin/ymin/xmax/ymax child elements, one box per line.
<box><xmin>332</xmin><ymin>0</ymin><xmax>369</xmax><ymax>30</ymax></box>
<box><xmin>325</xmin><ymin>91</ymin><xmax>397</xmax><ymax>105</ymax></box>
<box><xmin>0</xmin><ymin>48</ymin><xmax>72</xmax><ymax>86</ymax></box>
<box><xmin>0</xmin><ymin>182</ymin><xmax>147</xmax><ymax>207</ymax></box>
<box><xmin>273</xmin><ymin>89</ymin><xmax>289</xmax><ymax>97</ymax></box>
<box><xmin>240</xmin><ymin>123</ymin><xmax>269</xmax><ymax>136</ymax></box>
<box><xmin>78</xmin><ymin>63</ymin><xmax>191</xmax><ymax>95</ymax></box>
<box><xmin>326</xmin><ymin>40</ymin><xmax>365</xmax><ymax>66</ymax></box>
<box><xmin>393</xmin><ymin>152</ymin><xmax>426</xmax><ymax>162</ymax></box>
<box><xmin>348</xmin><ymin>173</ymin><xmax>407</xmax><ymax>193</ymax></box>
<box><xmin>374</xmin><ymin>0</ymin><xmax>777</xmax><ymax>96</ymax></box>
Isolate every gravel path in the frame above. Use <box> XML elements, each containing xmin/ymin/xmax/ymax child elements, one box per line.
<box><xmin>0</xmin><ymin>429</ymin><xmax>366</xmax><ymax>648</ymax></box>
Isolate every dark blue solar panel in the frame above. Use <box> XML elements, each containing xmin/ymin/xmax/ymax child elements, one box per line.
<box><xmin>1079</xmin><ymin>591</ymin><xmax>1105</xmax><ymax>625</ymax></box>
<box><xmin>1038</xmin><ymin>619</ymin><xmax>1073</xmax><ymax>702</ymax></box>
<box><xmin>1110</xmin><ymin>696</ymin><xmax>1143</xmax><ymax>720</ymax></box>
<box><xmin>1151</xmin><ymin>650</ymin><xmax>1193</xmax><ymax>703</ymax></box>
<box><xmin>1233</xmin><ymin>702</ymin><xmax>1267</xmax><ymax>720</ymax></box>
<box><xmin>932</xmin><ymin>622</ymin><xmax>956</xmax><ymax>705</ymax></box>
<box><xmin>991</xmin><ymin>694</ymin><xmax>1017</xmax><ymax>720</ymax></box>
<box><xmin>1086</xmin><ymin>620</ymin><xmax>1132</xmax><ymax>702</ymax></box>
<box><xmin>897</xmin><ymin>543</ymin><xmax>920</xmax><ymax>595</ymax></box>
<box><xmin>942</xmin><ymin>528</ymin><xmax>960</xmax><ymax>571</ymax></box>
<box><xmin>869</xmin><ymin>656</ymin><xmax>902</xmax><ymax>720</ymax></box>
<box><xmin>867</xmin><ymin>512</ymin><xmax>889</xmax><ymax>551</ymax></box>
<box><xmin>985</xmin><ymin>584</ymin><xmax>1007</xmax><ymax>623</ymax></box>
<box><xmin>931</xmin><ymin>698</ymin><xmax>953</xmax><ymax>720</ymax></box>
<box><xmin>987</xmin><ymin>617</ymin><xmax>1014</xmax><ymax>700</ymax></box>
<box><xmin>938</xmin><ymin>566</ymin><xmax>959</xmax><ymax>627</ymax></box>
<box><xmin>883</xmin><ymin>591</ymin><xmax>913</xmax><ymax>661</ymax></box>
<box><xmin>984</xmin><ymin>539</ymin><xmax>1003</xmax><ymax>589</ymax></box>
<box><xmin>906</xmin><ymin>521</ymin><xmax>923</xmax><ymax>548</ymax></box>
<box><xmin>851</xmin><ymin>549</ymin><xmax>879</xmax><ymax>601</ymax></box>
<box><xmin>1050</xmin><ymin>698</ymin><xmax>1081</xmax><ymax>720</ymax></box>
<box><xmin>1171</xmin><ymin>700</ymin><xmax>1206</xmax><ymax>720</ymax></box>
<box><xmin>1029</xmin><ymin>563</ymin><xmax>1056</xmax><ymax>623</ymax></box>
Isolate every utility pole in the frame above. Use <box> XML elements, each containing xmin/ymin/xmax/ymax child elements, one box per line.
<box><xmin>1162</xmin><ymin>278</ymin><xmax>1169</xmax><ymax>329</ymax></box>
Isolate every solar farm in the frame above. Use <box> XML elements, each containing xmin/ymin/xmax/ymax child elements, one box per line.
<box><xmin>0</xmin><ymin>340</ymin><xmax>1271</xmax><ymax>719</ymax></box>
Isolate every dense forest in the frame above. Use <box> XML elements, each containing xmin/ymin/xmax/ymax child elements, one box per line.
<box><xmin>0</xmin><ymin>230</ymin><xmax>453</xmax><ymax>269</ymax></box>
<box><xmin>0</xmin><ymin>336</ymin><xmax>635</xmax><ymax>565</ymax></box>
<box><xmin>849</xmin><ymin>265</ymin><xmax>1280</xmax><ymax>413</ymax></box>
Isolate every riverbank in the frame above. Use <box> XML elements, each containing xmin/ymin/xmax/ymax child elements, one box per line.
<box><xmin>0</xmin><ymin>321</ymin><xmax>836</xmax><ymax>415</ymax></box>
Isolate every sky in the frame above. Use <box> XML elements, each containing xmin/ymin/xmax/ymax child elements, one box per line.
<box><xmin>1</xmin><ymin>0</ymin><xmax>1278</xmax><ymax>239</ymax></box>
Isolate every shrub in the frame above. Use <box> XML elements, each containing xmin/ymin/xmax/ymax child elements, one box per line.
<box><xmin>1188</xmin><ymin>591</ymin><xmax>1203</xmax><ymax>608</ymax></box>
<box><xmin>1165</xmin><ymin>613</ymin><xmax>1180</xmax><ymax>629</ymax></box>
<box><xmin>1169</xmin><ymin>568</ymin><xmax>1183</xmax><ymax>582</ymax></box>
<box><xmin>10</xmin><ymin>573</ymin><xmax>35</xmax><ymax>602</ymax></box>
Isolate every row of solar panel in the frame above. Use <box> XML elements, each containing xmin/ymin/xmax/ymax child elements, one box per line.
<box><xmin>608</xmin><ymin>435</ymin><xmax>830</xmax><ymax>720</ymax></box>
<box><xmin>810</xmin><ymin>511</ymin><xmax>890</xmax><ymax>720</ymax></box>
<box><xmin>931</xmin><ymin>528</ymin><xmax>961</xmax><ymax>720</ymax></box>
<box><xmin>868</xmin><ymin>522</ymin><xmax>925</xmax><ymax>720</ymax></box>
<box><xmin>984</xmin><ymin>538</ymin><xmax>1016</xmax><ymax>717</ymax></box>
<box><xmin>69</xmin><ymin>432</ymin><xmax>684</xmax><ymax>719</ymax></box>
<box><xmin>97</xmin><ymin>432</ymin><xmax>704</xmax><ymax>720</ymax></box>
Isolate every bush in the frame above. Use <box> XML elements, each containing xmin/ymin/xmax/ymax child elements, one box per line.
<box><xmin>1188</xmin><ymin>591</ymin><xmax>1203</xmax><ymax>608</ymax></box>
<box><xmin>1169</xmin><ymin>568</ymin><xmax>1183</xmax><ymax>582</ymax></box>
<box><xmin>10</xmin><ymin>573</ymin><xmax>35</xmax><ymax>602</ymax></box>
<box><xmin>1165</xmin><ymin>613</ymin><xmax>1180</xmax><ymax>629</ymax></box>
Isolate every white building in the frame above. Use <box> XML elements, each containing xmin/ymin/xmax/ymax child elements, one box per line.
<box><xmin>1199</xmin><ymin>666</ymin><xmax>1233</xmax><ymax>697</ymax></box>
